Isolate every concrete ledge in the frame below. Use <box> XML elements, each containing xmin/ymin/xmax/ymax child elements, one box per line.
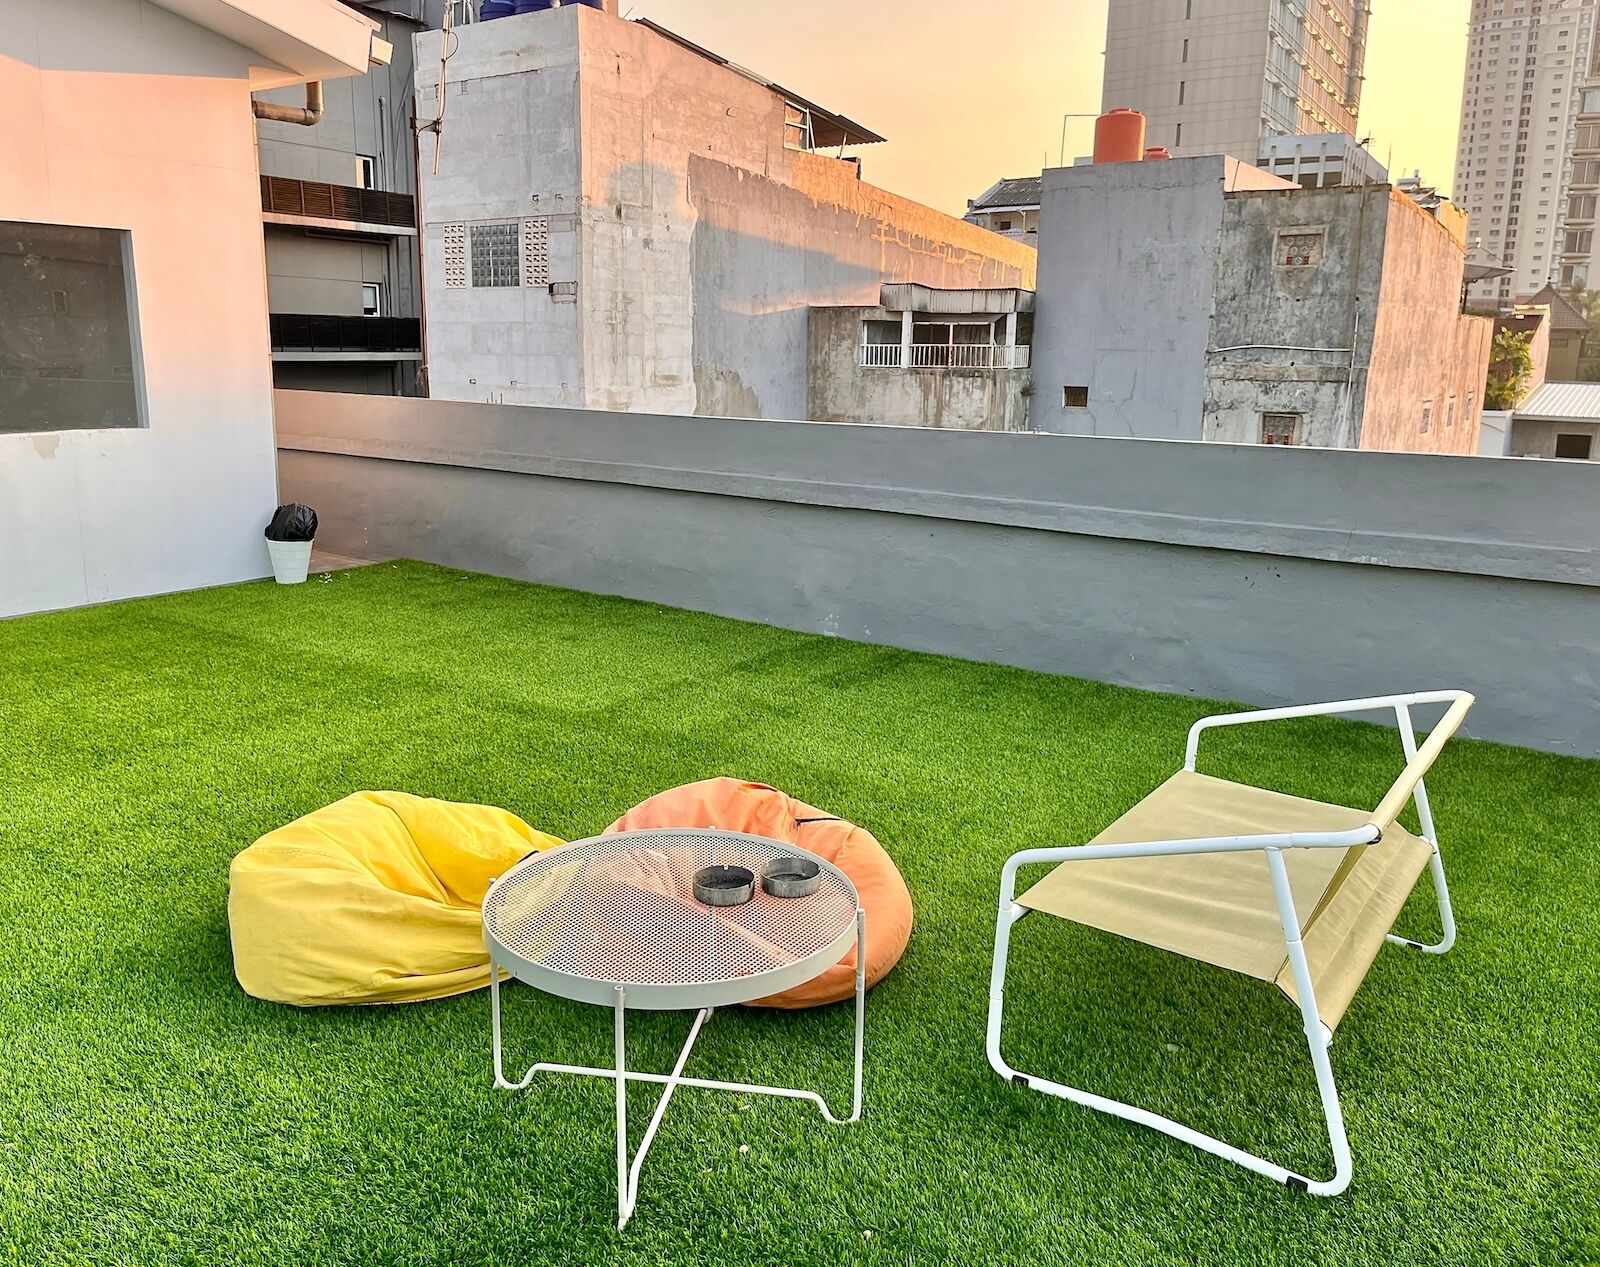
<box><xmin>276</xmin><ymin>392</ymin><xmax>1600</xmax><ymax>589</ymax></box>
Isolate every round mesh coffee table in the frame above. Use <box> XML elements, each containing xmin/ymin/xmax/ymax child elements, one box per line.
<box><xmin>482</xmin><ymin>828</ymin><xmax>867</xmax><ymax>1229</ymax></box>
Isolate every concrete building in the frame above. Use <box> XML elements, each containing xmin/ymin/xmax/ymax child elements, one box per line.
<box><xmin>1455</xmin><ymin>0</ymin><xmax>1600</xmax><ymax>306</ymax></box>
<box><xmin>1521</xmin><ymin>282</ymin><xmax>1591</xmax><ymax>377</ymax></box>
<box><xmin>1257</xmin><ymin>132</ymin><xmax>1387</xmax><ymax>188</ymax></box>
<box><xmin>1102</xmin><ymin>0</ymin><xmax>1371</xmax><ymax>161</ymax></box>
<box><xmin>414</xmin><ymin>6</ymin><xmax>1034</xmax><ymax>420</ymax></box>
<box><xmin>0</xmin><ymin>0</ymin><xmax>386</xmax><ymax>619</ymax></box>
<box><xmin>807</xmin><ymin>284</ymin><xmax>1033</xmax><ymax>431</ymax></box>
<box><xmin>964</xmin><ymin>178</ymin><xmax>1043</xmax><ymax>243</ymax></box>
<box><xmin>255</xmin><ymin>3</ymin><xmax>430</xmax><ymax>395</ymax></box>
<box><xmin>1031</xmin><ymin>154</ymin><xmax>1494</xmax><ymax>453</ymax></box>
<box><xmin>1510</xmin><ymin>379</ymin><xmax>1600</xmax><ymax>457</ymax></box>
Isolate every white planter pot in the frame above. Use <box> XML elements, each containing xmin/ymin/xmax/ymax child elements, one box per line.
<box><xmin>267</xmin><ymin>538</ymin><xmax>314</xmax><ymax>585</ymax></box>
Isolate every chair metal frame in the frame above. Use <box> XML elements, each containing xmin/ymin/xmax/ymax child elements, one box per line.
<box><xmin>985</xmin><ymin>690</ymin><xmax>1472</xmax><ymax>1196</ymax></box>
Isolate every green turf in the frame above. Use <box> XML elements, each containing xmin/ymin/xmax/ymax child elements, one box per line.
<box><xmin>1</xmin><ymin>561</ymin><xmax>1594</xmax><ymax>1267</ymax></box>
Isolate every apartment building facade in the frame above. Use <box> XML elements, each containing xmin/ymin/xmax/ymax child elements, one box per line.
<box><xmin>1455</xmin><ymin>0</ymin><xmax>1600</xmax><ymax>306</ymax></box>
<box><xmin>1102</xmin><ymin>0</ymin><xmax>1371</xmax><ymax>161</ymax></box>
<box><xmin>253</xmin><ymin>2</ymin><xmax>444</xmax><ymax>395</ymax></box>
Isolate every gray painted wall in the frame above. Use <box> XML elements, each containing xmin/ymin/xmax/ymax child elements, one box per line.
<box><xmin>275</xmin><ymin>390</ymin><xmax>1600</xmax><ymax>756</ymax></box>
<box><xmin>1032</xmin><ymin>155</ymin><xmax>1288</xmax><ymax>439</ymax></box>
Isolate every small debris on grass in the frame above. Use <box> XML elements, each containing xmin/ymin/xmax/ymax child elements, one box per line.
<box><xmin>738</xmin><ymin>1143</ymin><xmax>749</xmax><ymax>1154</ymax></box>
<box><xmin>863</xmin><ymin>1230</ymin><xmax>874</xmax><ymax>1240</ymax></box>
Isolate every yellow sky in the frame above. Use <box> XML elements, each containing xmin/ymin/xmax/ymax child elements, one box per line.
<box><xmin>625</xmin><ymin>0</ymin><xmax>1471</xmax><ymax>216</ymax></box>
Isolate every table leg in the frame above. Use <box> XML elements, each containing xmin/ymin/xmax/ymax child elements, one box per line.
<box><xmin>850</xmin><ymin>906</ymin><xmax>866</xmax><ymax>1123</ymax></box>
<box><xmin>490</xmin><ymin>951</ymin><xmax>534</xmax><ymax>1091</ymax></box>
<box><xmin>614</xmin><ymin>986</ymin><xmax>628</xmax><ymax>1229</ymax></box>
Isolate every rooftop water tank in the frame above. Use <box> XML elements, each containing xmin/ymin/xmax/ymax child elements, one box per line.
<box><xmin>1093</xmin><ymin>109</ymin><xmax>1146</xmax><ymax>165</ymax></box>
<box><xmin>1144</xmin><ymin>146</ymin><xmax>1172</xmax><ymax>160</ymax></box>
<box><xmin>512</xmin><ymin>0</ymin><xmax>556</xmax><ymax>12</ymax></box>
<box><xmin>479</xmin><ymin>0</ymin><xmax>515</xmax><ymax>16</ymax></box>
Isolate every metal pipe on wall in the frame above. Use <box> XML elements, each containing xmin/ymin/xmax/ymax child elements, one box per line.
<box><xmin>252</xmin><ymin>82</ymin><xmax>325</xmax><ymax>127</ymax></box>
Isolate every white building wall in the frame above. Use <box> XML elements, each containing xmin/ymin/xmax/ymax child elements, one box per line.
<box><xmin>414</xmin><ymin>16</ymin><xmax>587</xmax><ymax>407</ymax></box>
<box><xmin>0</xmin><ymin>0</ymin><xmax>287</xmax><ymax>617</ymax></box>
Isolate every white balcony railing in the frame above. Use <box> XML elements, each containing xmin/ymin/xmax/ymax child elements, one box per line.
<box><xmin>858</xmin><ymin>344</ymin><xmax>1030</xmax><ymax>370</ymax></box>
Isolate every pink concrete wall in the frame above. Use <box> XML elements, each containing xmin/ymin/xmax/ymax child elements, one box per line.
<box><xmin>1362</xmin><ymin>192</ymin><xmax>1493</xmax><ymax>454</ymax></box>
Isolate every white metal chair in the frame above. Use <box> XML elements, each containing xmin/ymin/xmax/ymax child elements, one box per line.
<box><xmin>986</xmin><ymin>690</ymin><xmax>1474</xmax><ymax>1195</ymax></box>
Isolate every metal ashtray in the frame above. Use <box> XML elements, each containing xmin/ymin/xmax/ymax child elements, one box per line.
<box><xmin>693</xmin><ymin>865</ymin><xmax>755</xmax><ymax>907</ymax></box>
<box><xmin>761</xmin><ymin>855</ymin><xmax>822</xmax><ymax>898</ymax></box>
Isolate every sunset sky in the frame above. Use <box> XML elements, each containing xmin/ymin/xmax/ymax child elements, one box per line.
<box><xmin>626</xmin><ymin>0</ymin><xmax>1472</xmax><ymax>216</ymax></box>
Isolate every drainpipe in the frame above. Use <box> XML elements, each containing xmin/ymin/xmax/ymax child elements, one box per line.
<box><xmin>253</xmin><ymin>82</ymin><xmax>325</xmax><ymax>127</ymax></box>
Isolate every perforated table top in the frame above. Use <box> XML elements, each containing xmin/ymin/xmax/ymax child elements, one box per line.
<box><xmin>482</xmin><ymin>829</ymin><xmax>861</xmax><ymax>1010</ymax></box>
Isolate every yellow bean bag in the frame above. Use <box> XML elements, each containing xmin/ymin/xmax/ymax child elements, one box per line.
<box><xmin>228</xmin><ymin>791</ymin><xmax>562</xmax><ymax>1006</ymax></box>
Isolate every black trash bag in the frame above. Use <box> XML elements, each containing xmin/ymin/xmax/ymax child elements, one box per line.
<box><xmin>265</xmin><ymin>503</ymin><xmax>318</xmax><ymax>543</ymax></box>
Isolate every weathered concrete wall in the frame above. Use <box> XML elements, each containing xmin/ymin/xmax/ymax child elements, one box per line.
<box><xmin>1510</xmin><ymin>417</ymin><xmax>1600</xmax><ymax>459</ymax></box>
<box><xmin>276</xmin><ymin>390</ymin><xmax>1600</xmax><ymax>755</ymax></box>
<box><xmin>1363</xmin><ymin>192</ymin><xmax>1492</xmax><ymax>455</ymax></box>
<box><xmin>415</xmin><ymin>6</ymin><xmax>1033</xmax><ymax>420</ymax></box>
<box><xmin>1</xmin><ymin>0</ymin><xmax>286</xmax><ymax>617</ymax></box>
<box><xmin>690</xmin><ymin>156</ymin><xmax>1034</xmax><ymax>420</ymax></box>
<box><xmin>1032</xmin><ymin>155</ymin><xmax>1290</xmax><ymax>439</ymax></box>
<box><xmin>414</xmin><ymin>15</ymin><xmax>587</xmax><ymax>408</ymax></box>
<box><xmin>806</xmin><ymin>307</ymin><xmax>1029</xmax><ymax>431</ymax></box>
<box><xmin>1204</xmin><ymin>184</ymin><xmax>1388</xmax><ymax>448</ymax></box>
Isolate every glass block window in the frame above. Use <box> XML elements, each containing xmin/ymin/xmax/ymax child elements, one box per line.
<box><xmin>470</xmin><ymin>222</ymin><xmax>519</xmax><ymax>288</ymax></box>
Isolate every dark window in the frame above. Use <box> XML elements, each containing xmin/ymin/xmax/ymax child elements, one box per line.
<box><xmin>1555</xmin><ymin>432</ymin><xmax>1594</xmax><ymax>458</ymax></box>
<box><xmin>996</xmin><ymin>218</ymin><xmax>1013</xmax><ymax>231</ymax></box>
<box><xmin>0</xmin><ymin>220</ymin><xmax>143</xmax><ymax>434</ymax></box>
<box><xmin>1063</xmin><ymin>385</ymin><xmax>1089</xmax><ymax>408</ymax></box>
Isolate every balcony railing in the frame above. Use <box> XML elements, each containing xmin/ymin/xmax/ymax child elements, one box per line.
<box><xmin>260</xmin><ymin>176</ymin><xmax>416</xmax><ymax>230</ymax></box>
<box><xmin>270</xmin><ymin>314</ymin><xmax>421</xmax><ymax>354</ymax></box>
<box><xmin>859</xmin><ymin>343</ymin><xmax>1030</xmax><ymax>370</ymax></box>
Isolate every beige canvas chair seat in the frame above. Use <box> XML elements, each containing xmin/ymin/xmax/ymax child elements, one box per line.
<box><xmin>1016</xmin><ymin>771</ymin><xmax>1432</xmax><ymax>1029</ymax></box>
<box><xmin>986</xmin><ymin>690</ymin><xmax>1474</xmax><ymax>1197</ymax></box>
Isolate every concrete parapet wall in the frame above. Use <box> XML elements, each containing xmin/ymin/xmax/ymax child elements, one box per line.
<box><xmin>276</xmin><ymin>390</ymin><xmax>1600</xmax><ymax>755</ymax></box>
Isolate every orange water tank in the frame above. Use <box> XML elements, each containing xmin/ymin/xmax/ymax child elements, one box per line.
<box><xmin>1093</xmin><ymin>108</ymin><xmax>1147</xmax><ymax>164</ymax></box>
<box><xmin>1144</xmin><ymin>146</ymin><xmax>1172</xmax><ymax>160</ymax></box>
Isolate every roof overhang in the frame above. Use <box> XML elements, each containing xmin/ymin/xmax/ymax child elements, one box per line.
<box><xmin>879</xmin><ymin>283</ymin><xmax>1035</xmax><ymax>315</ymax></box>
<box><xmin>148</xmin><ymin>0</ymin><xmax>387</xmax><ymax>89</ymax></box>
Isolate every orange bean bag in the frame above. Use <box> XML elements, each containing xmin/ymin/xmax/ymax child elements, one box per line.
<box><xmin>603</xmin><ymin>778</ymin><xmax>913</xmax><ymax>1009</ymax></box>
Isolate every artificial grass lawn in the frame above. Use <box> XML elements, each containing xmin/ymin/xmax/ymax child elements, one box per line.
<box><xmin>1</xmin><ymin>561</ymin><xmax>1595</xmax><ymax>1267</ymax></box>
